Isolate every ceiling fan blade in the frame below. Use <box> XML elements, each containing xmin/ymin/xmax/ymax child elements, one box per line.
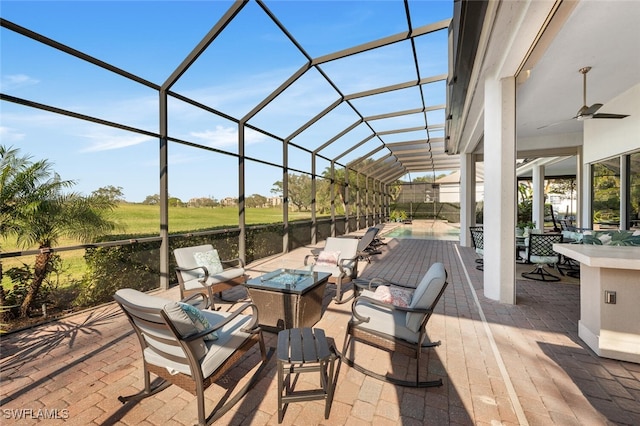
<box><xmin>592</xmin><ymin>113</ymin><xmax>629</xmax><ymax>119</ymax></box>
<box><xmin>584</xmin><ymin>103</ymin><xmax>603</xmax><ymax>115</ymax></box>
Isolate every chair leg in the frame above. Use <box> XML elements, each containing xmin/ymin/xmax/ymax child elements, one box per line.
<box><xmin>333</xmin><ymin>279</ymin><xmax>355</xmax><ymax>304</ymax></box>
<box><xmin>341</xmin><ymin>328</ymin><xmax>443</xmax><ymax>388</ymax></box>
<box><xmin>521</xmin><ymin>265</ymin><xmax>561</xmax><ymax>282</ymax></box>
<box><xmin>118</xmin><ymin>366</ymin><xmax>171</xmax><ymax>404</ymax></box>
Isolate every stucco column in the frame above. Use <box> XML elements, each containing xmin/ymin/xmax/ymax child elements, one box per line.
<box><xmin>620</xmin><ymin>155</ymin><xmax>628</xmax><ymax>230</ymax></box>
<box><xmin>574</xmin><ymin>148</ymin><xmax>582</xmax><ymax>227</ymax></box>
<box><xmin>460</xmin><ymin>153</ymin><xmax>476</xmax><ymax>247</ymax></box>
<box><xmin>532</xmin><ymin>165</ymin><xmax>545</xmax><ymax>230</ymax></box>
<box><xmin>581</xmin><ymin>154</ymin><xmax>592</xmax><ymax>229</ymax></box>
<box><xmin>483</xmin><ymin>76</ymin><xmax>516</xmax><ymax>304</ymax></box>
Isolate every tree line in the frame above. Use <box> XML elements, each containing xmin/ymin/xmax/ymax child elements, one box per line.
<box><xmin>0</xmin><ymin>147</ymin><xmax>418</xmax><ymax>320</ymax></box>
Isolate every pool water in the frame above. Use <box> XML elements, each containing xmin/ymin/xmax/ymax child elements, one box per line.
<box><xmin>384</xmin><ymin>225</ymin><xmax>460</xmax><ymax>241</ymax></box>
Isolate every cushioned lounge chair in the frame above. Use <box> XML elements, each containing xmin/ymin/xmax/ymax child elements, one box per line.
<box><xmin>372</xmin><ymin>223</ymin><xmax>387</xmax><ymax>247</ymax></box>
<box><xmin>342</xmin><ymin>262</ymin><xmax>448</xmax><ymax>387</ymax></box>
<box><xmin>174</xmin><ymin>244</ymin><xmax>246</xmax><ymax>309</ymax></box>
<box><xmin>305</xmin><ymin>237</ymin><xmax>360</xmax><ymax>304</ymax></box>
<box><xmin>356</xmin><ymin>226</ymin><xmax>381</xmax><ymax>262</ymax></box>
<box><xmin>114</xmin><ymin>289</ymin><xmax>271</xmax><ymax>426</ymax></box>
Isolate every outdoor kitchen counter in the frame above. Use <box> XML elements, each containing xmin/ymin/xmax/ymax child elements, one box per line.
<box><xmin>554</xmin><ymin>244</ymin><xmax>640</xmax><ymax>364</ymax></box>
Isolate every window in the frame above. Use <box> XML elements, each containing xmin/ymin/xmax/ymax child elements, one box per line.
<box><xmin>592</xmin><ymin>158</ymin><xmax>621</xmax><ymax>229</ymax></box>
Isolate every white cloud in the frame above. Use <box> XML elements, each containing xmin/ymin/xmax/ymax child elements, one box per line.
<box><xmin>190</xmin><ymin>125</ymin><xmax>236</xmax><ymax>147</ymax></box>
<box><xmin>0</xmin><ymin>74</ymin><xmax>40</xmax><ymax>91</ymax></box>
<box><xmin>190</xmin><ymin>125</ymin><xmax>267</xmax><ymax>148</ymax></box>
<box><xmin>0</xmin><ymin>126</ymin><xmax>26</xmax><ymax>142</ymax></box>
<box><xmin>79</xmin><ymin>132</ymin><xmax>154</xmax><ymax>152</ymax></box>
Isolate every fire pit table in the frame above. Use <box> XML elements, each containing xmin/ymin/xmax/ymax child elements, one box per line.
<box><xmin>245</xmin><ymin>269</ymin><xmax>330</xmax><ymax>332</ymax></box>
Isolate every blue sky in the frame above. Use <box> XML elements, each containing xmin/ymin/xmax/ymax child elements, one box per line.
<box><xmin>1</xmin><ymin>1</ymin><xmax>451</xmax><ymax>203</ymax></box>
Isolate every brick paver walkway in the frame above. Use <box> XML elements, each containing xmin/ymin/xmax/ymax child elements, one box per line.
<box><xmin>1</xmin><ymin>235</ymin><xmax>639</xmax><ymax>425</ymax></box>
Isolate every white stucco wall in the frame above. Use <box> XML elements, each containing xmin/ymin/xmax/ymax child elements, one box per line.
<box><xmin>583</xmin><ymin>83</ymin><xmax>640</xmax><ymax>163</ymax></box>
<box><xmin>438</xmin><ymin>183</ymin><xmax>484</xmax><ymax>203</ymax></box>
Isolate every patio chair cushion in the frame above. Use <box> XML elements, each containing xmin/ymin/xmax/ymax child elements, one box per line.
<box><xmin>174</xmin><ymin>244</ymin><xmax>245</xmax><ymax>283</ymax></box>
<box><xmin>193</xmin><ymin>249</ymin><xmax>224</xmax><ymax>276</ymax></box>
<box><xmin>312</xmin><ymin>262</ymin><xmax>356</xmax><ymax>278</ymax></box>
<box><xmin>182</xmin><ymin>268</ymin><xmax>246</xmax><ymax>291</ymax></box>
<box><xmin>114</xmin><ymin>289</ymin><xmax>209</xmax><ymax>361</ymax></box>
<box><xmin>406</xmin><ymin>262</ymin><xmax>447</xmax><ymax>333</ymax></box>
<box><xmin>311</xmin><ymin>237</ymin><xmax>359</xmax><ymax>278</ymax></box>
<box><xmin>529</xmin><ymin>254</ymin><xmax>559</xmax><ymax>264</ymax></box>
<box><xmin>582</xmin><ymin>230</ymin><xmax>640</xmax><ymax>246</ymax></box>
<box><xmin>316</xmin><ymin>250</ymin><xmax>340</xmax><ymax>267</ymax></box>
<box><xmin>372</xmin><ymin>285</ymin><xmax>413</xmax><ymax>307</ymax></box>
<box><xmin>164</xmin><ymin>301</ymin><xmax>218</xmax><ymax>342</ymax></box>
<box><xmin>561</xmin><ymin>230</ymin><xmax>584</xmax><ymax>243</ymax></box>
<box><xmin>354</xmin><ymin>289</ymin><xmax>422</xmax><ymax>343</ymax></box>
<box><xmin>144</xmin><ymin>308</ymin><xmax>255</xmax><ymax>377</ymax></box>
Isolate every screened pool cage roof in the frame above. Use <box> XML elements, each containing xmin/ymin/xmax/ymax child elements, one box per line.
<box><xmin>1</xmin><ymin>0</ymin><xmax>458</xmax><ymax>185</ymax></box>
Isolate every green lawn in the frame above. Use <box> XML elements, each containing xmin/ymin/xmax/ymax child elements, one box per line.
<box><xmin>1</xmin><ymin>203</ymin><xmax>317</xmax><ymax>288</ymax></box>
<box><xmin>110</xmin><ymin>203</ymin><xmax>314</xmax><ymax>234</ymax></box>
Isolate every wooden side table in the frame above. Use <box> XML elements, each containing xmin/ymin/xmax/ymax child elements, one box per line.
<box><xmin>276</xmin><ymin>327</ymin><xmax>337</xmax><ymax>423</ymax></box>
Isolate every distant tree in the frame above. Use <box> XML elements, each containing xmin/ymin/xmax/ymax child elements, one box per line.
<box><xmin>320</xmin><ymin>167</ymin><xmax>357</xmax><ymax>214</ymax></box>
<box><xmin>246</xmin><ymin>194</ymin><xmax>267</xmax><ymax>208</ymax></box>
<box><xmin>142</xmin><ymin>194</ymin><xmax>160</xmax><ymax>205</ymax></box>
<box><xmin>168</xmin><ymin>197</ymin><xmax>185</xmax><ymax>207</ymax></box>
<box><xmin>272</xmin><ymin>173</ymin><xmax>311</xmax><ymax>211</ymax></box>
<box><xmin>188</xmin><ymin>197</ymin><xmax>218</xmax><ymax>207</ymax></box>
<box><xmin>92</xmin><ymin>185</ymin><xmax>125</xmax><ymax>203</ymax></box>
<box><xmin>517</xmin><ymin>182</ymin><xmax>533</xmax><ymax>224</ymax></box>
<box><xmin>388</xmin><ymin>179</ymin><xmax>403</xmax><ymax>202</ymax></box>
<box><xmin>315</xmin><ymin>178</ymin><xmax>332</xmax><ymax>214</ymax></box>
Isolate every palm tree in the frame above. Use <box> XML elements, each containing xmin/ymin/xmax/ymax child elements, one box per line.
<box><xmin>0</xmin><ymin>146</ymin><xmax>53</xmax><ymax>317</ymax></box>
<box><xmin>1</xmin><ymin>145</ymin><xmax>118</xmax><ymax>318</ymax></box>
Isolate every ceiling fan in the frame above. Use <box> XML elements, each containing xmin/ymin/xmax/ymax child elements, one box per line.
<box><xmin>574</xmin><ymin>66</ymin><xmax>629</xmax><ymax>121</ymax></box>
<box><xmin>538</xmin><ymin>66</ymin><xmax>629</xmax><ymax>129</ymax></box>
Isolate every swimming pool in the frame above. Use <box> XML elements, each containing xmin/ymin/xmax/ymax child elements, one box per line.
<box><xmin>383</xmin><ymin>224</ymin><xmax>460</xmax><ymax>241</ymax></box>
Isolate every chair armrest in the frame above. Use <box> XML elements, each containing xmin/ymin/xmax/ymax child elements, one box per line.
<box><xmin>351</xmin><ymin>295</ymin><xmax>433</xmax><ymax>322</ymax></box>
<box><xmin>176</xmin><ymin>265</ymin><xmax>206</xmax><ymax>273</ymax></box>
<box><xmin>221</xmin><ymin>257</ymin><xmax>245</xmax><ymax>268</ymax></box>
<box><xmin>182</xmin><ymin>302</ymin><xmax>260</xmax><ymax>342</ymax></box>
<box><xmin>304</xmin><ymin>254</ymin><xmax>318</xmax><ymax>266</ymax></box>
<box><xmin>362</xmin><ymin>277</ymin><xmax>392</xmax><ymax>290</ymax></box>
<box><xmin>176</xmin><ymin>265</ymin><xmax>211</xmax><ymax>285</ymax></box>
<box><xmin>180</xmin><ymin>293</ymin><xmax>211</xmax><ymax>309</ymax></box>
<box><xmin>337</xmin><ymin>255</ymin><xmax>358</xmax><ymax>274</ymax></box>
<box><xmin>355</xmin><ymin>277</ymin><xmax>415</xmax><ymax>291</ymax></box>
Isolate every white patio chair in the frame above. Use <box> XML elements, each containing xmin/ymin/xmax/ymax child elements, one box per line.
<box><xmin>304</xmin><ymin>237</ymin><xmax>360</xmax><ymax>304</ymax></box>
<box><xmin>173</xmin><ymin>244</ymin><xmax>246</xmax><ymax>309</ymax></box>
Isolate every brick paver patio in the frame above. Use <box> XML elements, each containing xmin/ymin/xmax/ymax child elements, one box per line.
<box><xmin>2</xmin><ymin>231</ymin><xmax>639</xmax><ymax>425</ymax></box>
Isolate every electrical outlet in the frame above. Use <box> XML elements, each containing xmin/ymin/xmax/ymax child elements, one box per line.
<box><xmin>604</xmin><ymin>290</ymin><xmax>616</xmax><ymax>304</ymax></box>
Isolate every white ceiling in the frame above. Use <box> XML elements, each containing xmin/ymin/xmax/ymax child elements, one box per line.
<box><xmin>516</xmin><ymin>0</ymin><xmax>640</xmax><ymax>141</ymax></box>
<box><xmin>452</xmin><ymin>0</ymin><xmax>640</xmax><ymax>168</ymax></box>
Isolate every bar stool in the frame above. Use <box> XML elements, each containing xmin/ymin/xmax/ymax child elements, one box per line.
<box><xmin>276</xmin><ymin>327</ymin><xmax>337</xmax><ymax>423</ymax></box>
